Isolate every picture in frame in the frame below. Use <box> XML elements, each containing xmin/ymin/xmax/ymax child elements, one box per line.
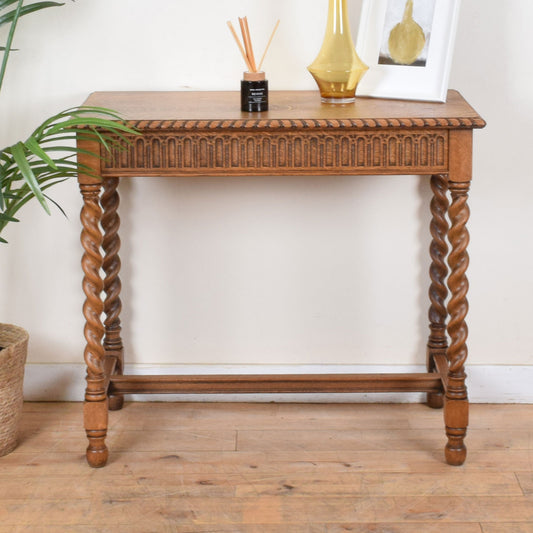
<box><xmin>355</xmin><ymin>0</ymin><xmax>461</xmax><ymax>102</ymax></box>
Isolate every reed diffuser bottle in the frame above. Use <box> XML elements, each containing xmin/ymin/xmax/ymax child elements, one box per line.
<box><xmin>228</xmin><ymin>17</ymin><xmax>279</xmax><ymax>113</ymax></box>
<box><xmin>308</xmin><ymin>0</ymin><xmax>368</xmax><ymax>103</ymax></box>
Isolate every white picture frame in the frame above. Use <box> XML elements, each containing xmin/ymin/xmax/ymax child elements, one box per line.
<box><xmin>355</xmin><ymin>0</ymin><xmax>461</xmax><ymax>102</ymax></box>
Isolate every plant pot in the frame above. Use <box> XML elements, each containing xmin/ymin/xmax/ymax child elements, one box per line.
<box><xmin>0</xmin><ymin>323</ymin><xmax>29</xmax><ymax>456</ymax></box>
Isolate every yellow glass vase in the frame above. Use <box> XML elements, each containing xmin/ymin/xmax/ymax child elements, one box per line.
<box><xmin>308</xmin><ymin>0</ymin><xmax>368</xmax><ymax>103</ymax></box>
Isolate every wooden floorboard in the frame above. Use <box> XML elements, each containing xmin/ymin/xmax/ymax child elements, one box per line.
<box><xmin>1</xmin><ymin>402</ymin><xmax>532</xmax><ymax>531</ymax></box>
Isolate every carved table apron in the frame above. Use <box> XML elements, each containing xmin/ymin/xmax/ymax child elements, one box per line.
<box><xmin>76</xmin><ymin>90</ymin><xmax>485</xmax><ymax>467</ymax></box>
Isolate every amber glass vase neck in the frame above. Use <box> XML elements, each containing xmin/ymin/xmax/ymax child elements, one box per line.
<box><xmin>327</xmin><ymin>0</ymin><xmax>351</xmax><ymax>37</ymax></box>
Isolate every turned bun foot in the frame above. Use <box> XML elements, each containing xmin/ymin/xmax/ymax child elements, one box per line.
<box><xmin>86</xmin><ymin>445</ymin><xmax>109</xmax><ymax>468</ymax></box>
<box><xmin>108</xmin><ymin>394</ymin><xmax>124</xmax><ymax>411</ymax></box>
<box><xmin>427</xmin><ymin>391</ymin><xmax>444</xmax><ymax>409</ymax></box>
<box><xmin>85</xmin><ymin>429</ymin><xmax>109</xmax><ymax>468</ymax></box>
<box><xmin>445</xmin><ymin>441</ymin><xmax>466</xmax><ymax>466</ymax></box>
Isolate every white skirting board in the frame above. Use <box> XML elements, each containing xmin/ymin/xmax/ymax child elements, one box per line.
<box><xmin>23</xmin><ymin>364</ymin><xmax>533</xmax><ymax>403</ymax></box>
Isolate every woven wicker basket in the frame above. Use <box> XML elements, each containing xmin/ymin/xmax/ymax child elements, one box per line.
<box><xmin>0</xmin><ymin>323</ymin><xmax>29</xmax><ymax>457</ymax></box>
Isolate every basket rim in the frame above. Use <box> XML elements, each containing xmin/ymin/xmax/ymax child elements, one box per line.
<box><xmin>0</xmin><ymin>323</ymin><xmax>29</xmax><ymax>349</ymax></box>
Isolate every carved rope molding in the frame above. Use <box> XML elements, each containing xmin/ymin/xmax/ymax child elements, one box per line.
<box><xmin>102</xmin><ymin>130</ymin><xmax>450</xmax><ymax>175</ymax></box>
<box><xmin>124</xmin><ymin>117</ymin><xmax>486</xmax><ymax>131</ymax></box>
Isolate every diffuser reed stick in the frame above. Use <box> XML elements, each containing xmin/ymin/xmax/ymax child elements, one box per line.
<box><xmin>258</xmin><ymin>19</ymin><xmax>280</xmax><ymax>72</ymax></box>
<box><xmin>227</xmin><ymin>17</ymin><xmax>280</xmax><ymax>73</ymax></box>
<box><xmin>226</xmin><ymin>20</ymin><xmax>253</xmax><ymax>72</ymax></box>
<box><xmin>240</xmin><ymin>17</ymin><xmax>257</xmax><ymax>72</ymax></box>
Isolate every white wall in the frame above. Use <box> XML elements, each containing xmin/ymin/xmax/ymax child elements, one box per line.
<box><xmin>1</xmin><ymin>1</ymin><xmax>532</xmax><ymax>398</ymax></box>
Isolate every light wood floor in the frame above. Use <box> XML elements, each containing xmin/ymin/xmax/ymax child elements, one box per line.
<box><xmin>1</xmin><ymin>402</ymin><xmax>532</xmax><ymax>532</ymax></box>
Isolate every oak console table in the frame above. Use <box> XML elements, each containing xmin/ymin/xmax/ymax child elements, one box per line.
<box><xmin>77</xmin><ymin>90</ymin><xmax>485</xmax><ymax>468</ymax></box>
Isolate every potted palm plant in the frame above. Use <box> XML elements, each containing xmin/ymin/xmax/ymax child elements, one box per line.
<box><xmin>0</xmin><ymin>0</ymin><xmax>137</xmax><ymax>456</ymax></box>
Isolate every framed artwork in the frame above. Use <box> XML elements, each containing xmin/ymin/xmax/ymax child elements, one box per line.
<box><xmin>355</xmin><ymin>0</ymin><xmax>461</xmax><ymax>102</ymax></box>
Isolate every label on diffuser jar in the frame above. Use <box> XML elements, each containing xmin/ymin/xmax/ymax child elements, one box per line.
<box><xmin>241</xmin><ymin>71</ymin><xmax>268</xmax><ymax>112</ymax></box>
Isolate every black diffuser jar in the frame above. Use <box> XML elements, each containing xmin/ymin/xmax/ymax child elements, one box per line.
<box><xmin>241</xmin><ymin>71</ymin><xmax>268</xmax><ymax>112</ymax></box>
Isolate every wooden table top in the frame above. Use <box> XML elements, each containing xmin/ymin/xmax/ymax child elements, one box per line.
<box><xmin>82</xmin><ymin>90</ymin><xmax>485</xmax><ymax>130</ymax></box>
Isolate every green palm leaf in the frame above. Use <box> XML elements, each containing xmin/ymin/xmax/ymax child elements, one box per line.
<box><xmin>0</xmin><ymin>1</ymin><xmax>63</xmax><ymax>28</ymax></box>
<box><xmin>24</xmin><ymin>136</ymin><xmax>58</xmax><ymax>170</ymax></box>
<box><xmin>1</xmin><ymin>0</ymin><xmax>65</xmax><ymax>91</ymax></box>
<box><xmin>10</xmin><ymin>141</ymin><xmax>50</xmax><ymax>213</ymax></box>
<box><xmin>0</xmin><ymin>106</ymin><xmax>139</xmax><ymax>240</ymax></box>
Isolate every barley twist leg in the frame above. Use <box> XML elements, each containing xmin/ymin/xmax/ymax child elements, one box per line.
<box><xmin>445</xmin><ymin>180</ymin><xmax>470</xmax><ymax>466</ymax></box>
<box><xmin>101</xmin><ymin>177</ymin><xmax>124</xmax><ymax>411</ymax></box>
<box><xmin>80</xmin><ymin>182</ymin><xmax>108</xmax><ymax>467</ymax></box>
<box><xmin>426</xmin><ymin>174</ymin><xmax>449</xmax><ymax>409</ymax></box>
